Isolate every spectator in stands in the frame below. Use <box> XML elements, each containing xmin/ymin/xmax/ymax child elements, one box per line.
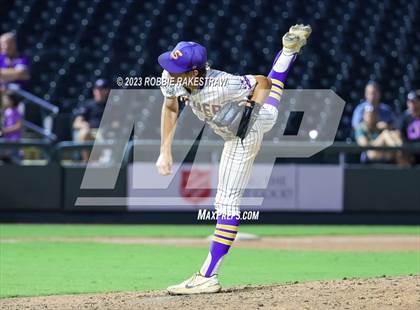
<box><xmin>352</xmin><ymin>81</ymin><xmax>395</xmax><ymax>130</ymax></box>
<box><xmin>396</xmin><ymin>90</ymin><xmax>420</xmax><ymax>166</ymax></box>
<box><xmin>355</xmin><ymin>104</ymin><xmax>402</xmax><ymax>163</ymax></box>
<box><xmin>0</xmin><ymin>93</ymin><xmax>23</xmax><ymax>163</ymax></box>
<box><xmin>0</xmin><ymin>93</ymin><xmax>22</xmax><ymax>140</ymax></box>
<box><xmin>0</xmin><ymin>32</ymin><xmax>30</xmax><ymax>91</ymax></box>
<box><xmin>72</xmin><ymin>79</ymin><xmax>109</xmax><ymax>160</ymax></box>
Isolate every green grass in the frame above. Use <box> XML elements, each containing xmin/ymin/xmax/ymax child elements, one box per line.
<box><xmin>0</xmin><ymin>241</ymin><xmax>419</xmax><ymax>298</ymax></box>
<box><xmin>1</xmin><ymin>224</ymin><xmax>419</xmax><ymax>238</ymax></box>
<box><xmin>0</xmin><ymin>224</ymin><xmax>419</xmax><ymax>298</ymax></box>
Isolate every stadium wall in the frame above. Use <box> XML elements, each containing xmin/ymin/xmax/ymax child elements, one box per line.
<box><xmin>0</xmin><ymin>164</ymin><xmax>419</xmax><ymax>216</ymax></box>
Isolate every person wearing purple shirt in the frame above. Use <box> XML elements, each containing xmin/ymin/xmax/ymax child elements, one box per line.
<box><xmin>1</xmin><ymin>93</ymin><xmax>22</xmax><ymax>141</ymax></box>
<box><xmin>0</xmin><ymin>32</ymin><xmax>30</xmax><ymax>91</ymax></box>
<box><xmin>0</xmin><ymin>93</ymin><xmax>23</xmax><ymax>164</ymax></box>
<box><xmin>351</xmin><ymin>81</ymin><xmax>395</xmax><ymax>130</ymax></box>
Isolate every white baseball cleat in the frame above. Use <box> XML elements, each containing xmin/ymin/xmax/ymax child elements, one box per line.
<box><xmin>167</xmin><ymin>272</ymin><xmax>221</xmax><ymax>295</ymax></box>
<box><xmin>282</xmin><ymin>24</ymin><xmax>312</xmax><ymax>55</ymax></box>
<box><xmin>289</xmin><ymin>24</ymin><xmax>312</xmax><ymax>40</ymax></box>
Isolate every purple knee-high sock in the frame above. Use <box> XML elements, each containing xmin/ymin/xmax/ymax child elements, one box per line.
<box><xmin>265</xmin><ymin>50</ymin><xmax>297</xmax><ymax>108</ymax></box>
<box><xmin>200</xmin><ymin>215</ymin><xmax>239</xmax><ymax>277</ymax></box>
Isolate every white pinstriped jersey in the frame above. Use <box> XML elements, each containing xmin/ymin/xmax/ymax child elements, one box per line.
<box><xmin>160</xmin><ymin>69</ymin><xmax>257</xmax><ymax>137</ymax></box>
<box><xmin>160</xmin><ymin>68</ymin><xmax>279</xmax><ymax>218</ymax></box>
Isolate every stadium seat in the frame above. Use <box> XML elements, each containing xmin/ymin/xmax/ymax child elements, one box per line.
<box><xmin>1</xmin><ymin>0</ymin><xmax>419</xmax><ymax>141</ymax></box>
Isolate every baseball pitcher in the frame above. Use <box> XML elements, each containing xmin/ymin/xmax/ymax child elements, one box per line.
<box><xmin>156</xmin><ymin>24</ymin><xmax>311</xmax><ymax>294</ymax></box>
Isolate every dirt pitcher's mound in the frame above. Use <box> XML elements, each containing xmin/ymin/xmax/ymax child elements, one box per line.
<box><xmin>1</xmin><ymin>275</ymin><xmax>419</xmax><ymax>310</ymax></box>
<box><xmin>2</xmin><ymin>235</ymin><xmax>419</xmax><ymax>251</ymax></box>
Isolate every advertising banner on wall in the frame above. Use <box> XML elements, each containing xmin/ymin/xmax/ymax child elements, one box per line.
<box><xmin>127</xmin><ymin>163</ymin><xmax>343</xmax><ymax>212</ymax></box>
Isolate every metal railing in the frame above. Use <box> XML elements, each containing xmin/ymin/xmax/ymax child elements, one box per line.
<box><xmin>1</xmin><ymin>140</ymin><xmax>419</xmax><ymax>166</ymax></box>
<box><xmin>7</xmin><ymin>83</ymin><xmax>59</xmax><ymax>114</ymax></box>
<box><xmin>6</xmin><ymin>83</ymin><xmax>59</xmax><ymax>141</ymax></box>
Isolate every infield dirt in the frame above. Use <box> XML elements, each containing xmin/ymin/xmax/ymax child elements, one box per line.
<box><xmin>2</xmin><ymin>235</ymin><xmax>419</xmax><ymax>251</ymax></box>
<box><xmin>1</xmin><ymin>275</ymin><xmax>419</xmax><ymax>309</ymax></box>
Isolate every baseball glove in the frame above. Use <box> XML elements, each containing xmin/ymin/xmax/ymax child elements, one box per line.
<box><xmin>212</xmin><ymin>98</ymin><xmax>261</xmax><ymax>141</ymax></box>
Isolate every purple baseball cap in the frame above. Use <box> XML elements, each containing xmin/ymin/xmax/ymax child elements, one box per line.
<box><xmin>158</xmin><ymin>41</ymin><xmax>207</xmax><ymax>74</ymax></box>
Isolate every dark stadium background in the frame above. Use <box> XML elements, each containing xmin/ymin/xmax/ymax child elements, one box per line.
<box><xmin>0</xmin><ymin>0</ymin><xmax>419</xmax><ymax>223</ymax></box>
<box><xmin>1</xmin><ymin>0</ymin><xmax>418</xmax><ymax>140</ymax></box>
